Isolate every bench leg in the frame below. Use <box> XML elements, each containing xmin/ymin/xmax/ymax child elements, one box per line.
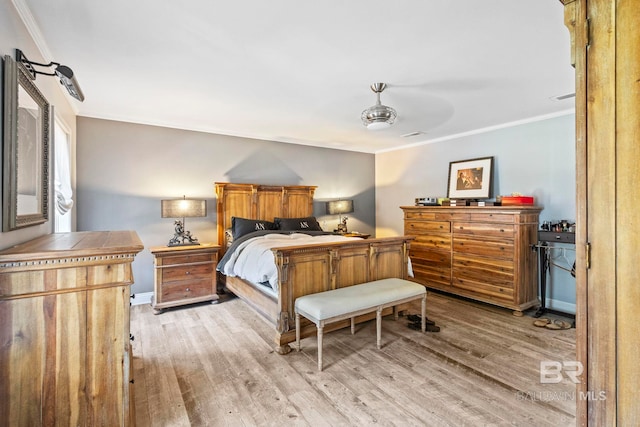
<box><xmin>317</xmin><ymin>322</ymin><xmax>324</xmax><ymax>371</ymax></box>
<box><xmin>295</xmin><ymin>313</ymin><xmax>301</xmax><ymax>351</ymax></box>
<box><xmin>421</xmin><ymin>294</ymin><xmax>427</xmax><ymax>333</ymax></box>
<box><xmin>376</xmin><ymin>307</ymin><xmax>383</xmax><ymax>349</ymax></box>
<box><xmin>351</xmin><ymin>317</ymin><xmax>355</xmax><ymax>334</ymax></box>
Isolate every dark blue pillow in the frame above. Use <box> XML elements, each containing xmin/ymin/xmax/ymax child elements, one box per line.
<box><xmin>274</xmin><ymin>216</ymin><xmax>323</xmax><ymax>232</ymax></box>
<box><xmin>231</xmin><ymin>217</ymin><xmax>276</xmax><ymax>239</ymax></box>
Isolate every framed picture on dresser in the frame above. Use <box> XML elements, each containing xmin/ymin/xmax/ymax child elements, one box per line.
<box><xmin>447</xmin><ymin>156</ymin><xmax>494</xmax><ymax>200</ymax></box>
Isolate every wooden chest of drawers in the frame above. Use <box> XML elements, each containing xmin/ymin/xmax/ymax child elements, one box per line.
<box><xmin>0</xmin><ymin>231</ymin><xmax>143</xmax><ymax>426</ymax></box>
<box><xmin>401</xmin><ymin>206</ymin><xmax>542</xmax><ymax>314</ymax></box>
<box><xmin>150</xmin><ymin>243</ymin><xmax>220</xmax><ymax>314</ymax></box>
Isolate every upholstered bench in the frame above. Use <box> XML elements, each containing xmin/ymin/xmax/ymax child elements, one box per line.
<box><xmin>294</xmin><ymin>278</ymin><xmax>427</xmax><ymax>371</ymax></box>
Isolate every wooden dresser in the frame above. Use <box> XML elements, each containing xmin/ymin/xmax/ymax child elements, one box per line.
<box><xmin>149</xmin><ymin>243</ymin><xmax>220</xmax><ymax>314</ymax></box>
<box><xmin>401</xmin><ymin>206</ymin><xmax>542</xmax><ymax>313</ymax></box>
<box><xmin>0</xmin><ymin>231</ymin><xmax>144</xmax><ymax>426</ymax></box>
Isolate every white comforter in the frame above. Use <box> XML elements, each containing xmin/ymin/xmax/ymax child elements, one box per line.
<box><xmin>220</xmin><ymin>233</ymin><xmax>354</xmax><ymax>293</ymax></box>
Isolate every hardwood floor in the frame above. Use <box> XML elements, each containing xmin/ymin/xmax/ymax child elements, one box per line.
<box><xmin>130</xmin><ymin>291</ymin><xmax>576</xmax><ymax>426</ymax></box>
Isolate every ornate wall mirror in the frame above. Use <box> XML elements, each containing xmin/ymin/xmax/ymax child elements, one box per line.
<box><xmin>2</xmin><ymin>54</ymin><xmax>50</xmax><ymax>231</ymax></box>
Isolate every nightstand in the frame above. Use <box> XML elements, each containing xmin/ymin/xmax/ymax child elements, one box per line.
<box><xmin>149</xmin><ymin>243</ymin><xmax>220</xmax><ymax>314</ymax></box>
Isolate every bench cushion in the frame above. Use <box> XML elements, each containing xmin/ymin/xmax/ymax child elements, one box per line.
<box><xmin>294</xmin><ymin>278</ymin><xmax>425</xmax><ymax>321</ymax></box>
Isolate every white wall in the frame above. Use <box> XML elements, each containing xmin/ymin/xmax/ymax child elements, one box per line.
<box><xmin>76</xmin><ymin>117</ymin><xmax>375</xmax><ymax>295</ymax></box>
<box><xmin>375</xmin><ymin>113</ymin><xmax>576</xmax><ymax>311</ymax></box>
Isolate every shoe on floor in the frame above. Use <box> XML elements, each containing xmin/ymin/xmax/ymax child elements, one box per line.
<box><xmin>408</xmin><ymin>322</ymin><xmax>440</xmax><ymax>332</ymax></box>
<box><xmin>407</xmin><ymin>314</ymin><xmax>435</xmax><ymax>325</ymax></box>
<box><xmin>545</xmin><ymin>319</ymin><xmax>572</xmax><ymax>330</ymax></box>
<box><xmin>533</xmin><ymin>318</ymin><xmax>551</xmax><ymax>327</ymax></box>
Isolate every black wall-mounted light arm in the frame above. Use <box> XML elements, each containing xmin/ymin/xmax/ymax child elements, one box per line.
<box><xmin>16</xmin><ymin>49</ymin><xmax>85</xmax><ymax>102</ymax></box>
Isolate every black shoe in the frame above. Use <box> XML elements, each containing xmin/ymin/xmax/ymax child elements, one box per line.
<box><xmin>408</xmin><ymin>322</ymin><xmax>440</xmax><ymax>332</ymax></box>
<box><xmin>407</xmin><ymin>314</ymin><xmax>435</xmax><ymax>325</ymax></box>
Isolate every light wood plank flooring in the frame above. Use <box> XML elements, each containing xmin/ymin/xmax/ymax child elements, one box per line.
<box><xmin>130</xmin><ymin>291</ymin><xmax>576</xmax><ymax>426</ymax></box>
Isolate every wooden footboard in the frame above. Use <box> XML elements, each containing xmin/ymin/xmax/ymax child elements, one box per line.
<box><xmin>223</xmin><ymin>236</ymin><xmax>414</xmax><ymax>353</ymax></box>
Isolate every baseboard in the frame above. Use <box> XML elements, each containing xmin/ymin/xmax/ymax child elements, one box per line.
<box><xmin>545</xmin><ymin>298</ymin><xmax>576</xmax><ymax>315</ymax></box>
<box><xmin>131</xmin><ymin>291</ymin><xmax>153</xmax><ymax>306</ymax></box>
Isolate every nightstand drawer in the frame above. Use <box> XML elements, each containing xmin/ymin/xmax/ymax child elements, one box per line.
<box><xmin>161</xmin><ymin>279</ymin><xmax>212</xmax><ymax>302</ymax></box>
<box><xmin>162</xmin><ymin>262</ymin><xmax>213</xmax><ymax>282</ymax></box>
<box><xmin>161</xmin><ymin>253</ymin><xmax>213</xmax><ymax>266</ymax></box>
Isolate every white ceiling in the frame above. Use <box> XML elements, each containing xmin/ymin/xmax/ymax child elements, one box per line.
<box><xmin>17</xmin><ymin>0</ymin><xmax>575</xmax><ymax>153</ymax></box>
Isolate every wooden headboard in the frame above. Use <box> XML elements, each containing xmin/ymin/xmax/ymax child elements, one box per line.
<box><xmin>215</xmin><ymin>182</ymin><xmax>317</xmax><ymax>253</ymax></box>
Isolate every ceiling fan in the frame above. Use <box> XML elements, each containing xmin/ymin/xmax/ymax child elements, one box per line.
<box><xmin>361</xmin><ymin>83</ymin><xmax>397</xmax><ymax>130</ymax></box>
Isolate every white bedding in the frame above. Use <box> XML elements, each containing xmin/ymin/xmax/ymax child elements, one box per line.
<box><xmin>220</xmin><ymin>233</ymin><xmax>355</xmax><ymax>293</ymax></box>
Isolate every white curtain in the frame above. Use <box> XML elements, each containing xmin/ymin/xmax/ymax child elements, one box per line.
<box><xmin>54</xmin><ymin>125</ymin><xmax>73</xmax><ymax>215</ymax></box>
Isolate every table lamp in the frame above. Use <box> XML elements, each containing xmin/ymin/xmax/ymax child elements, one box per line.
<box><xmin>326</xmin><ymin>199</ymin><xmax>354</xmax><ymax>233</ymax></box>
<box><xmin>161</xmin><ymin>196</ymin><xmax>206</xmax><ymax>246</ymax></box>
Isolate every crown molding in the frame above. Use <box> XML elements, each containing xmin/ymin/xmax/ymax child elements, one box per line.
<box><xmin>11</xmin><ymin>0</ymin><xmax>52</xmax><ymax>61</ymax></box>
<box><xmin>376</xmin><ymin>109</ymin><xmax>576</xmax><ymax>154</ymax></box>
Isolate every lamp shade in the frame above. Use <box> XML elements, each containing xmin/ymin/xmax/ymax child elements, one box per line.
<box><xmin>326</xmin><ymin>199</ymin><xmax>354</xmax><ymax>215</ymax></box>
<box><xmin>161</xmin><ymin>198</ymin><xmax>206</xmax><ymax>218</ymax></box>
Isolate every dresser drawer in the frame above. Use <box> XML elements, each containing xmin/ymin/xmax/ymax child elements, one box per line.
<box><xmin>404</xmin><ymin>211</ymin><xmax>470</xmax><ymax>221</ymax></box>
<box><xmin>453</xmin><ymin>237</ymin><xmax>514</xmax><ymax>260</ymax></box>
<box><xmin>161</xmin><ymin>279</ymin><xmax>212</xmax><ymax>302</ymax></box>
<box><xmin>453</xmin><ymin>222</ymin><xmax>514</xmax><ymax>237</ymax></box>
<box><xmin>466</xmin><ymin>213</ymin><xmax>515</xmax><ymax>223</ymax></box>
<box><xmin>452</xmin><ymin>275</ymin><xmax>514</xmax><ymax>302</ymax></box>
<box><xmin>405</xmin><ymin>211</ymin><xmax>438</xmax><ymax>220</ymax></box>
<box><xmin>452</xmin><ymin>255</ymin><xmax>514</xmax><ymax>285</ymax></box>
<box><xmin>412</xmin><ymin>234</ymin><xmax>452</xmax><ymax>250</ymax></box>
<box><xmin>162</xmin><ymin>262</ymin><xmax>213</xmax><ymax>282</ymax></box>
<box><xmin>409</xmin><ymin>247</ymin><xmax>451</xmax><ymax>269</ymax></box>
<box><xmin>405</xmin><ymin>220</ymin><xmax>451</xmax><ymax>233</ymax></box>
<box><xmin>453</xmin><ymin>266</ymin><xmax>514</xmax><ymax>288</ymax></box>
<box><xmin>453</xmin><ymin>253</ymin><xmax>513</xmax><ymax>276</ymax></box>
<box><xmin>412</xmin><ymin>265</ymin><xmax>451</xmax><ymax>287</ymax></box>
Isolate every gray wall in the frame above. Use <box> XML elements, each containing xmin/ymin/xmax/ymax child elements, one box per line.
<box><xmin>76</xmin><ymin>117</ymin><xmax>375</xmax><ymax>294</ymax></box>
<box><xmin>376</xmin><ymin>113</ymin><xmax>576</xmax><ymax>313</ymax></box>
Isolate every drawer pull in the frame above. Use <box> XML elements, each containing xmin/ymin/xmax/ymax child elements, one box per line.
<box><xmin>185</xmin><ymin>271</ymin><xmax>191</xmax><ymax>275</ymax></box>
<box><xmin>185</xmin><ymin>288</ymin><xmax>191</xmax><ymax>292</ymax></box>
<box><xmin>499</xmin><ymin>229</ymin><xmax>505</xmax><ymax>233</ymax></box>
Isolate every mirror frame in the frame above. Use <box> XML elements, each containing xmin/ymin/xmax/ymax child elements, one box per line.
<box><xmin>2</xmin><ymin>54</ymin><xmax>50</xmax><ymax>231</ymax></box>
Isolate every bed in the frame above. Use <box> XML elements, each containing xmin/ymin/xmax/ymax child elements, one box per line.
<box><xmin>215</xmin><ymin>182</ymin><xmax>414</xmax><ymax>353</ymax></box>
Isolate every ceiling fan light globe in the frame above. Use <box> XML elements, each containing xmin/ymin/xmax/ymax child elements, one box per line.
<box><xmin>367</xmin><ymin>121</ymin><xmax>392</xmax><ymax>130</ymax></box>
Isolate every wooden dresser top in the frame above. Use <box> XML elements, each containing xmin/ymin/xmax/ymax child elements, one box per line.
<box><xmin>0</xmin><ymin>231</ymin><xmax>144</xmax><ymax>265</ymax></box>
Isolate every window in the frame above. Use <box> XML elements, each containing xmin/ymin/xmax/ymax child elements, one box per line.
<box><xmin>54</xmin><ymin>117</ymin><xmax>73</xmax><ymax>232</ymax></box>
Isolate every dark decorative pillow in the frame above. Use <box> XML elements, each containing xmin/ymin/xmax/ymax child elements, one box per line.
<box><xmin>275</xmin><ymin>216</ymin><xmax>323</xmax><ymax>232</ymax></box>
<box><xmin>232</xmin><ymin>217</ymin><xmax>276</xmax><ymax>239</ymax></box>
